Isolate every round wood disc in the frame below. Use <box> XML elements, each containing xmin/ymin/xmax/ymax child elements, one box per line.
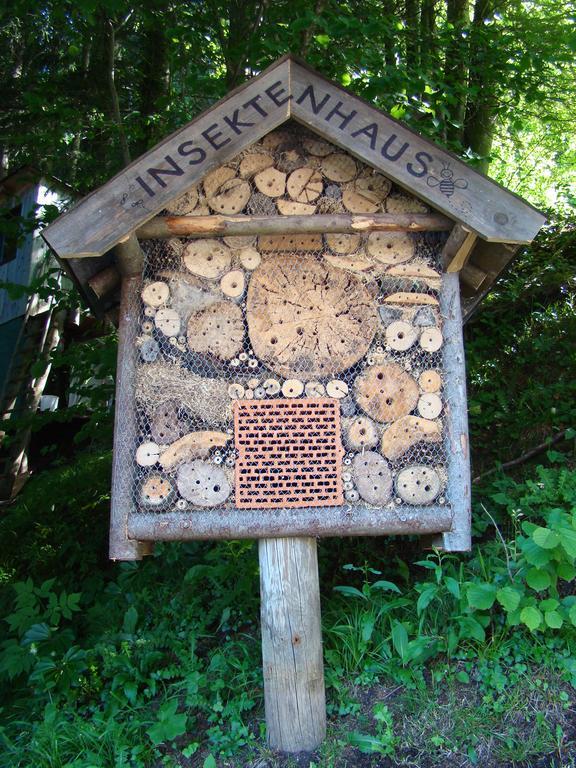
<box><xmin>220</xmin><ymin>269</ymin><xmax>245</xmax><ymax>298</ymax></box>
<box><xmin>139</xmin><ymin>473</ymin><xmax>174</xmax><ymax>508</ymax></box>
<box><xmin>352</xmin><ymin>451</ymin><xmax>393</xmax><ymax>506</ymax></box>
<box><xmin>203</xmin><ymin>166</ymin><xmax>235</xmax><ymax>198</ymax></box>
<box><xmin>355</xmin><ymin>363</ymin><xmax>419</xmax><ymax>423</ymax></box>
<box><xmin>239</xmin><ymin>153</ymin><xmax>274</xmax><ymax>178</ymax></box>
<box><xmin>395</xmin><ymin>465</ymin><xmax>441</xmax><ymax>505</ymax></box>
<box><xmin>246</xmin><ymin>255</ymin><xmax>379</xmax><ymax>380</ymax></box>
<box><xmin>228</xmin><ymin>382</ymin><xmax>245</xmax><ymax>399</ymax></box>
<box><xmin>419</xmin><ymin>370</ymin><xmax>442</xmax><ymax>393</ymax></box>
<box><xmin>325</xmin><ymin>233</ymin><xmax>362</xmax><ymax>254</ymax></box>
<box><xmin>386</xmin><ymin>194</ymin><xmax>428</xmax><ymax>214</ymax></box>
<box><xmin>302</xmin><ymin>137</ymin><xmax>333</xmax><ymax>156</ymax></box>
<box><xmin>207</xmin><ymin>177</ymin><xmax>251</xmax><ymax>214</ymax></box>
<box><xmin>277</xmin><ymin>199</ymin><xmax>316</xmax><ymax>215</ymax></box>
<box><xmin>150</xmin><ymin>402</ymin><xmax>181</xmax><ymax>444</ymax></box>
<box><xmin>345</xmin><ymin>415</ymin><xmax>379</xmax><ymax>450</ymax></box>
<box><xmin>367</xmin><ymin>233</ymin><xmax>415</xmax><ymax>264</ymax></box>
<box><xmin>418</xmin><ymin>393</ymin><xmax>443</xmax><ymax>419</ymax></box>
<box><xmin>238</xmin><ymin>247</ymin><xmax>261</xmax><ymax>271</ymax></box>
<box><xmin>263</xmin><ymin>378</ymin><xmax>281</xmax><ymax>395</ymax></box>
<box><xmin>155</xmin><ymin>308</ymin><xmax>181</xmax><ymax>337</ymax></box>
<box><xmin>142</xmin><ymin>281</ymin><xmax>170</xmax><ymax>307</ymax></box>
<box><xmin>286</xmin><ymin>168</ymin><xmax>323</xmax><ymax>203</ymax></box>
<box><xmin>254</xmin><ymin>167</ymin><xmax>286</xmax><ymax>197</ymax></box>
<box><xmin>140</xmin><ymin>338</ymin><xmax>160</xmax><ymax>363</ymax></box>
<box><xmin>186</xmin><ymin>300</ymin><xmax>244</xmax><ymax>360</ymax></box>
<box><xmin>136</xmin><ymin>441</ymin><xmax>160</xmax><ymax>467</ymax></box>
<box><xmin>322</xmin><ymin>153</ymin><xmax>357</xmax><ymax>182</ymax></box>
<box><xmin>419</xmin><ymin>327</ymin><xmax>443</xmax><ymax>352</ymax></box>
<box><xmin>165</xmin><ymin>186</ymin><xmax>199</xmax><ymax>215</ymax></box>
<box><xmin>261</xmin><ymin>130</ymin><xmax>288</xmax><ymax>150</ymax></box>
<box><xmin>305</xmin><ymin>381</ymin><xmax>325</xmax><ymax>397</ymax></box>
<box><xmin>326</xmin><ymin>379</ymin><xmax>349</xmax><ymax>399</ymax></box>
<box><xmin>381</xmin><ymin>416</ymin><xmax>441</xmax><ymax>461</ymax></box>
<box><xmin>385</xmin><ymin>320</ymin><xmax>418</xmax><ymax>351</ymax></box>
<box><xmin>355</xmin><ymin>174</ymin><xmax>392</xmax><ymax>203</ymax></box>
<box><xmin>176</xmin><ymin>460</ymin><xmax>231</xmax><ymax>506</ymax></box>
<box><xmin>282</xmin><ymin>379</ymin><xmax>304</xmax><ymax>398</ymax></box>
<box><xmin>342</xmin><ymin>187</ymin><xmax>379</xmax><ymax>214</ymax></box>
<box><xmin>183</xmin><ymin>240</ymin><xmax>232</xmax><ymax>279</ymax></box>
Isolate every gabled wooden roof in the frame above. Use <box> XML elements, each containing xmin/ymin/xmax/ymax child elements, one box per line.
<box><xmin>41</xmin><ymin>55</ymin><xmax>545</xmax><ymax>319</ymax></box>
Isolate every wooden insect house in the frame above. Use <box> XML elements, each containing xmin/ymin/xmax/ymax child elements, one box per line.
<box><xmin>43</xmin><ymin>56</ymin><xmax>545</xmax><ymax>751</ymax></box>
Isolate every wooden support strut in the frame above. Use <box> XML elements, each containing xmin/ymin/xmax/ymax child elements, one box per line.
<box><xmin>135</xmin><ymin>212</ymin><xmax>453</xmax><ymax>240</ymax></box>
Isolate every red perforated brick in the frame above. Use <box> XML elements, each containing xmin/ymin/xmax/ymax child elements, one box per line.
<box><xmin>234</xmin><ymin>398</ymin><xmax>344</xmax><ymax>509</ymax></box>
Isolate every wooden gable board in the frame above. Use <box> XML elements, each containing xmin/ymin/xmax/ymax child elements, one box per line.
<box><xmin>42</xmin><ymin>55</ymin><xmax>545</xmax><ymax>263</ymax></box>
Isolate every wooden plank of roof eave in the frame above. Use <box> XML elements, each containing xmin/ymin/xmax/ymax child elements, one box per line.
<box><xmin>288</xmin><ymin>57</ymin><xmax>546</xmax><ymax>245</ymax></box>
<box><xmin>41</xmin><ymin>56</ymin><xmax>294</xmax><ymax>260</ymax></box>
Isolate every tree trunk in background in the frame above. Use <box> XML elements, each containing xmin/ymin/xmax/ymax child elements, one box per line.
<box><xmin>420</xmin><ymin>0</ymin><xmax>437</xmax><ymax>73</ymax></box>
<box><xmin>105</xmin><ymin>18</ymin><xmax>131</xmax><ymax>167</ymax></box>
<box><xmin>138</xmin><ymin>6</ymin><xmax>170</xmax><ymax>153</ymax></box>
<box><xmin>222</xmin><ymin>0</ymin><xmax>269</xmax><ymax>89</ymax></box>
<box><xmin>381</xmin><ymin>0</ymin><xmax>398</xmax><ymax>70</ymax></box>
<box><xmin>463</xmin><ymin>0</ymin><xmax>498</xmax><ymax>171</ymax></box>
<box><xmin>443</xmin><ymin>0</ymin><xmax>469</xmax><ymax>145</ymax></box>
<box><xmin>405</xmin><ymin>0</ymin><xmax>420</xmax><ymax>70</ymax></box>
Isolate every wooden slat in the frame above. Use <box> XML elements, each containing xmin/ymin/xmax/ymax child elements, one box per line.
<box><xmin>289</xmin><ymin>59</ymin><xmax>545</xmax><ymax>244</ymax></box>
<box><xmin>136</xmin><ymin>212</ymin><xmax>452</xmax><ymax>239</ymax></box>
<box><xmin>42</xmin><ymin>57</ymin><xmax>293</xmax><ymax>259</ymax></box>
<box><xmin>442</xmin><ymin>224</ymin><xmax>477</xmax><ymax>272</ymax></box>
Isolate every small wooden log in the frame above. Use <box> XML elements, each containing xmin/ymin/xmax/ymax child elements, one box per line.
<box><xmin>165</xmin><ymin>186</ymin><xmax>199</xmax><ymax>215</ymax></box>
<box><xmin>203</xmin><ymin>166</ymin><xmax>235</xmax><ymax>197</ymax></box>
<box><xmin>281</xmin><ymin>379</ymin><xmax>304</xmax><ymax>398</ymax></box>
<box><xmin>263</xmin><ymin>378</ymin><xmax>281</xmax><ymax>395</ymax></box>
<box><xmin>259</xmin><ymin>234</ymin><xmax>322</xmax><ymax>251</ymax></box>
<box><xmin>141</xmin><ymin>281</ymin><xmax>170</xmax><ymax>307</ymax></box>
<box><xmin>352</xmin><ymin>451</ymin><xmax>393</xmax><ymax>505</ymax></box>
<box><xmin>385</xmin><ymin>320</ymin><xmax>418</xmax><ymax>351</ymax></box>
<box><xmin>88</xmin><ymin>265</ymin><xmax>121</xmax><ymax>299</ymax></box>
<box><xmin>302</xmin><ymin>137</ymin><xmax>332</xmax><ymax>156</ymax></box>
<box><xmin>354</xmin><ymin>363</ymin><xmax>419</xmax><ymax>423</ymax></box>
<box><xmin>136</xmin><ymin>212</ymin><xmax>453</xmax><ymax>240</ymax></box>
<box><xmin>155</xmin><ymin>308</ymin><xmax>181</xmax><ymax>337</ymax></box>
<box><xmin>150</xmin><ymin>402</ymin><xmax>182</xmax><ymax>444</ymax></box>
<box><xmin>395</xmin><ymin>465</ymin><xmax>441</xmax><ymax>504</ymax></box>
<box><xmin>139</xmin><ymin>473</ymin><xmax>175</xmax><ymax>509</ymax></box>
<box><xmin>259</xmin><ymin>537</ymin><xmax>326</xmax><ymax>752</ymax></box>
<box><xmin>176</xmin><ymin>459</ymin><xmax>231</xmax><ymax>505</ymax></box>
<box><xmin>239</xmin><ymin>153</ymin><xmax>274</xmax><ymax>178</ymax></box>
<box><xmin>187</xmin><ymin>300</ymin><xmax>244</xmax><ymax>361</ymax></box>
<box><xmin>238</xmin><ymin>247</ymin><xmax>262</xmax><ymax>270</ymax></box>
<box><xmin>325</xmin><ymin>233</ymin><xmax>362</xmax><ymax>254</ymax></box>
<box><xmin>277</xmin><ymin>199</ymin><xmax>316</xmax><ymax>215</ymax></box>
<box><xmin>381</xmin><ymin>416</ymin><xmax>441</xmax><ymax>461</ymax></box>
<box><xmin>419</xmin><ymin>327</ymin><xmax>443</xmax><ymax>352</ymax></box>
<box><xmin>367</xmin><ymin>232</ymin><xmax>415</xmax><ymax>264</ymax></box>
<box><xmin>322</xmin><ymin>153</ymin><xmax>357</xmax><ymax>182</ymax></box>
<box><xmin>254</xmin><ymin>167</ymin><xmax>287</xmax><ymax>197</ymax></box>
<box><xmin>136</xmin><ymin>441</ymin><xmax>160</xmax><ymax>467</ymax></box>
<box><xmin>140</xmin><ymin>338</ymin><xmax>159</xmax><ymax>363</ymax></box>
<box><xmin>345</xmin><ymin>415</ymin><xmax>379</xmax><ymax>450</ymax></box>
<box><xmin>342</xmin><ymin>175</ymin><xmax>391</xmax><ymax>213</ymax></box>
<box><xmin>228</xmin><ymin>382</ymin><xmax>245</xmax><ymax>399</ymax></box>
<box><xmin>418</xmin><ymin>370</ymin><xmax>442</xmax><ymax>393</ymax></box>
<box><xmin>183</xmin><ymin>240</ymin><xmax>232</xmax><ymax>279</ymax></box>
<box><xmin>159</xmin><ymin>431</ymin><xmax>231</xmax><ymax>470</ymax></box>
<box><xmin>287</xmin><ymin>168</ymin><xmax>323</xmax><ymax>203</ymax></box>
<box><xmin>207</xmin><ymin>177</ymin><xmax>251</xmax><ymax>215</ymax></box>
<box><xmin>220</xmin><ymin>269</ymin><xmax>246</xmax><ymax>299</ymax></box>
<box><xmin>326</xmin><ymin>379</ymin><xmax>349</xmax><ymax>398</ymax></box>
<box><xmin>418</xmin><ymin>392</ymin><xmax>443</xmax><ymax>419</ymax></box>
<box><xmin>382</xmin><ymin>292</ymin><xmax>439</xmax><ymax>306</ymax></box>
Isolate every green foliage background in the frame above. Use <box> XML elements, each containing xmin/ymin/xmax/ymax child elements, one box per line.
<box><xmin>0</xmin><ymin>0</ymin><xmax>575</xmax><ymax>765</ymax></box>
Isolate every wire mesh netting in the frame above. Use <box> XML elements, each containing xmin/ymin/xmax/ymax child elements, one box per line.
<box><xmin>126</xmin><ymin>124</ymin><xmax>451</xmax><ymax>522</ymax></box>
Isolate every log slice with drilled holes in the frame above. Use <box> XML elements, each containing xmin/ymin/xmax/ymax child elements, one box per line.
<box><xmin>186</xmin><ymin>300</ymin><xmax>244</xmax><ymax>360</ymax></box>
<box><xmin>354</xmin><ymin>363</ymin><xmax>419</xmax><ymax>423</ymax></box>
<box><xmin>246</xmin><ymin>254</ymin><xmax>379</xmax><ymax>380</ymax></box>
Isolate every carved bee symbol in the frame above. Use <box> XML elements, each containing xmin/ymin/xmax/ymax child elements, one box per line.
<box><xmin>427</xmin><ymin>163</ymin><xmax>468</xmax><ymax>197</ymax></box>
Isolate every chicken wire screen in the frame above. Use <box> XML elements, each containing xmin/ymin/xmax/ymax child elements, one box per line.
<box><xmin>114</xmin><ymin>125</ymin><xmax>466</xmax><ymax>542</ymax></box>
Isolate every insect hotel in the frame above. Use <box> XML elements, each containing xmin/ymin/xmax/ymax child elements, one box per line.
<box><xmin>43</xmin><ymin>56</ymin><xmax>545</xmax><ymax>751</ymax></box>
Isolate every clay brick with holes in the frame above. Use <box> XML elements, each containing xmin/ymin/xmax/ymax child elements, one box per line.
<box><xmin>234</xmin><ymin>398</ymin><xmax>344</xmax><ymax>509</ymax></box>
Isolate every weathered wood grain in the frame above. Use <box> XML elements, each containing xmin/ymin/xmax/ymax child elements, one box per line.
<box><xmin>259</xmin><ymin>537</ymin><xmax>326</xmax><ymax>752</ymax></box>
<box><xmin>441</xmin><ymin>224</ymin><xmax>477</xmax><ymax>272</ymax></box>
<box><xmin>136</xmin><ymin>212</ymin><xmax>452</xmax><ymax>239</ymax></box>
<box><xmin>289</xmin><ymin>60</ymin><xmax>545</xmax><ymax>243</ymax></box>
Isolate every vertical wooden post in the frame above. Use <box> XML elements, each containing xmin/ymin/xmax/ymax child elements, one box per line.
<box><xmin>259</xmin><ymin>537</ymin><xmax>326</xmax><ymax>752</ymax></box>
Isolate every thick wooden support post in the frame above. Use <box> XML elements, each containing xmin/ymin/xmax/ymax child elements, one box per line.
<box><xmin>259</xmin><ymin>537</ymin><xmax>326</xmax><ymax>752</ymax></box>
